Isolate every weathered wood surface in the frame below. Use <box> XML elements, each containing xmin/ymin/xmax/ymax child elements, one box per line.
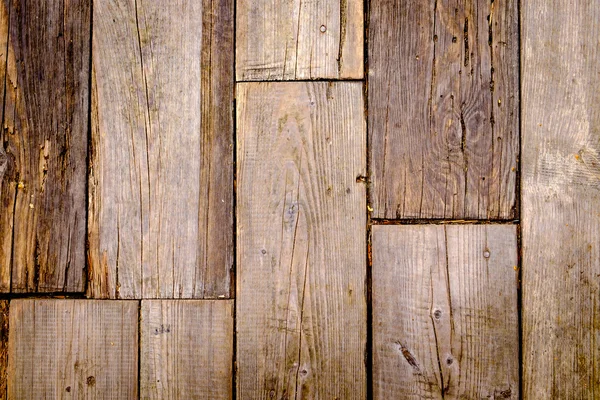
<box><xmin>0</xmin><ymin>0</ymin><xmax>90</xmax><ymax>292</ymax></box>
<box><xmin>522</xmin><ymin>2</ymin><xmax>600</xmax><ymax>397</ymax></box>
<box><xmin>8</xmin><ymin>300</ymin><xmax>138</xmax><ymax>399</ymax></box>
<box><xmin>140</xmin><ymin>300</ymin><xmax>234</xmax><ymax>399</ymax></box>
<box><xmin>89</xmin><ymin>0</ymin><xmax>234</xmax><ymax>299</ymax></box>
<box><xmin>369</xmin><ymin>0</ymin><xmax>518</xmax><ymax>219</ymax></box>
<box><xmin>236</xmin><ymin>82</ymin><xmax>366</xmax><ymax>398</ymax></box>
<box><xmin>236</xmin><ymin>0</ymin><xmax>363</xmax><ymax>81</ymax></box>
<box><xmin>372</xmin><ymin>225</ymin><xmax>519</xmax><ymax>399</ymax></box>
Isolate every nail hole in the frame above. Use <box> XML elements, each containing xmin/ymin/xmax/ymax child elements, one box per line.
<box><xmin>433</xmin><ymin>309</ymin><xmax>442</xmax><ymax>320</ymax></box>
<box><xmin>446</xmin><ymin>357</ymin><xmax>454</xmax><ymax>365</ymax></box>
<box><xmin>483</xmin><ymin>250</ymin><xmax>490</xmax><ymax>258</ymax></box>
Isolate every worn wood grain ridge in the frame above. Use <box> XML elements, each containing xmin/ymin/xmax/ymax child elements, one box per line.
<box><xmin>236</xmin><ymin>0</ymin><xmax>363</xmax><ymax>81</ymax></box>
<box><xmin>141</xmin><ymin>300</ymin><xmax>234</xmax><ymax>399</ymax></box>
<box><xmin>89</xmin><ymin>0</ymin><xmax>234</xmax><ymax>299</ymax></box>
<box><xmin>8</xmin><ymin>299</ymin><xmax>138</xmax><ymax>399</ymax></box>
<box><xmin>372</xmin><ymin>224</ymin><xmax>519</xmax><ymax>399</ymax></box>
<box><xmin>0</xmin><ymin>0</ymin><xmax>90</xmax><ymax>292</ymax></box>
<box><xmin>522</xmin><ymin>1</ymin><xmax>600</xmax><ymax>398</ymax></box>
<box><xmin>369</xmin><ymin>0</ymin><xmax>519</xmax><ymax>219</ymax></box>
<box><xmin>237</xmin><ymin>82</ymin><xmax>367</xmax><ymax>398</ymax></box>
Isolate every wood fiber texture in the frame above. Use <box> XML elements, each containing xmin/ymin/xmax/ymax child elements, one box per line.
<box><xmin>236</xmin><ymin>82</ymin><xmax>367</xmax><ymax>398</ymax></box>
<box><xmin>372</xmin><ymin>225</ymin><xmax>519</xmax><ymax>399</ymax></box>
<box><xmin>89</xmin><ymin>0</ymin><xmax>234</xmax><ymax>299</ymax></box>
<box><xmin>236</xmin><ymin>0</ymin><xmax>363</xmax><ymax>80</ymax></box>
<box><xmin>522</xmin><ymin>1</ymin><xmax>600</xmax><ymax>397</ymax></box>
<box><xmin>0</xmin><ymin>0</ymin><xmax>90</xmax><ymax>292</ymax></box>
<box><xmin>8</xmin><ymin>300</ymin><xmax>138</xmax><ymax>399</ymax></box>
<box><xmin>369</xmin><ymin>0</ymin><xmax>519</xmax><ymax>219</ymax></box>
<box><xmin>140</xmin><ymin>300</ymin><xmax>234</xmax><ymax>399</ymax></box>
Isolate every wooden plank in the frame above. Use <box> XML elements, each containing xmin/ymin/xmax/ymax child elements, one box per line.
<box><xmin>236</xmin><ymin>0</ymin><xmax>363</xmax><ymax>81</ymax></box>
<box><xmin>0</xmin><ymin>0</ymin><xmax>90</xmax><ymax>292</ymax></box>
<box><xmin>140</xmin><ymin>300</ymin><xmax>233</xmax><ymax>399</ymax></box>
<box><xmin>0</xmin><ymin>301</ymin><xmax>8</xmax><ymax>399</ymax></box>
<box><xmin>7</xmin><ymin>299</ymin><xmax>138</xmax><ymax>399</ymax></box>
<box><xmin>236</xmin><ymin>82</ymin><xmax>366</xmax><ymax>398</ymax></box>
<box><xmin>372</xmin><ymin>224</ymin><xmax>519</xmax><ymax>399</ymax></box>
<box><xmin>89</xmin><ymin>0</ymin><xmax>234</xmax><ymax>299</ymax></box>
<box><xmin>369</xmin><ymin>0</ymin><xmax>518</xmax><ymax>219</ymax></box>
<box><xmin>522</xmin><ymin>2</ymin><xmax>600</xmax><ymax>397</ymax></box>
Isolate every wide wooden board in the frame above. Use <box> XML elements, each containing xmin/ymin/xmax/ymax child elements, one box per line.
<box><xmin>369</xmin><ymin>0</ymin><xmax>519</xmax><ymax>219</ymax></box>
<box><xmin>522</xmin><ymin>2</ymin><xmax>600</xmax><ymax>397</ymax></box>
<box><xmin>140</xmin><ymin>300</ymin><xmax>234</xmax><ymax>399</ymax></box>
<box><xmin>0</xmin><ymin>0</ymin><xmax>90</xmax><ymax>292</ymax></box>
<box><xmin>236</xmin><ymin>82</ymin><xmax>367</xmax><ymax>398</ymax></box>
<box><xmin>89</xmin><ymin>0</ymin><xmax>234</xmax><ymax>299</ymax></box>
<box><xmin>8</xmin><ymin>300</ymin><xmax>138</xmax><ymax>399</ymax></box>
<box><xmin>372</xmin><ymin>225</ymin><xmax>519</xmax><ymax>399</ymax></box>
<box><xmin>236</xmin><ymin>0</ymin><xmax>363</xmax><ymax>80</ymax></box>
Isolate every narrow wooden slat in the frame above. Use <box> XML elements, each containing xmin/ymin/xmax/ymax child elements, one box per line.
<box><xmin>89</xmin><ymin>0</ymin><xmax>234</xmax><ymax>299</ymax></box>
<box><xmin>522</xmin><ymin>2</ymin><xmax>600</xmax><ymax>397</ymax></box>
<box><xmin>140</xmin><ymin>300</ymin><xmax>233</xmax><ymax>399</ymax></box>
<box><xmin>0</xmin><ymin>0</ymin><xmax>90</xmax><ymax>292</ymax></box>
<box><xmin>236</xmin><ymin>82</ymin><xmax>366</xmax><ymax>398</ymax></box>
<box><xmin>0</xmin><ymin>300</ymin><xmax>8</xmax><ymax>398</ymax></box>
<box><xmin>369</xmin><ymin>0</ymin><xmax>518</xmax><ymax>219</ymax></box>
<box><xmin>7</xmin><ymin>300</ymin><xmax>138</xmax><ymax>399</ymax></box>
<box><xmin>236</xmin><ymin>0</ymin><xmax>363</xmax><ymax>81</ymax></box>
<box><xmin>372</xmin><ymin>225</ymin><xmax>519</xmax><ymax>399</ymax></box>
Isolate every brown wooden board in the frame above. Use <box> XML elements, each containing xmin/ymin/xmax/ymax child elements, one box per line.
<box><xmin>0</xmin><ymin>0</ymin><xmax>90</xmax><ymax>292</ymax></box>
<box><xmin>140</xmin><ymin>300</ymin><xmax>234</xmax><ymax>399</ymax></box>
<box><xmin>372</xmin><ymin>224</ymin><xmax>519</xmax><ymax>399</ymax></box>
<box><xmin>236</xmin><ymin>82</ymin><xmax>367</xmax><ymax>398</ymax></box>
<box><xmin>7</xmin><ymin>299</ymin><xmax>138</xmax><ymax>399</ymax></box>
<box><xmin>522</xmin><ymin>2</ymin><xmax>600</xmax><ymax>397</ymax></box>
<box><xmin>0</xmin><ymin>300</ymin><xmax>7</xmax><ymax>399</ymax></box>
<box><xmin>369</xmin><ymin>0</ymin><xmax>519</xmax><ymax>220</ymax></box>
<box><xmin>89</xmin><ymin>0</ymin><xmax>234</xmax><ymax>299</ymax></box>
<box><xmin>236</xmin><ymin>0</ymin><xmax>363</xmax><ymax>81</ymax></box>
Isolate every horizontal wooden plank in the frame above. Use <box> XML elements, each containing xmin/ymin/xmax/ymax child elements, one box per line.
<box><xmin>236</xmin><ymin>0</ymin><xmax>363</xmax><ymax>80</ymax></box>
<box><xmin>522</xmin><ymin>1</ymin><xmax>600</xmax><ymax>397</ymax></box>
<box><xmin>8</xmin><ymin>300</ymin><xmax>138</xmax><ymax>399</ymax></box>
<box><xmin>236</xmin><ymin>82</ymin><xmax>367</xmax><ymax>398</ymax></box>
<box><xmin>372</xmin><ymin>224</ymin><xmax>519</xmax><ymax>399</ymax></box>
<box><xmin>140</xmin><ymin>300</ymin><xmax>234</xmax><ymax>399</ymax></box>
<box><xmin>369</xmin><ymin>0</ymin><xmax>519</xmax><ymax>219</ymax></box>
<box><xmin>89</xmin><ymin>0</ymin><xmax>234</xmax><ymax>298</ymax></box>
<box><xmin>0</xmin><ymin>0</ymin><xmax>90</xmax><ymax>292</ymax></box>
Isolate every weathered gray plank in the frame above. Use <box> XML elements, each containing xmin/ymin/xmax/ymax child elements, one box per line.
<box><xmin>89</xmin><ymin>0</ymin><xmax>234</xmax><ymax>299</ymax></box>
<box><xmin>236</xmin><ymin>0</ymin><xmax>363</xmax><ymax>80</ymax></box>
<box><xmin>8</xmin><ymin>300</ymin><xmax>138</xmax><ymax>399</ymax></box>
<box><xmin>369</xmin><ymin>0</ymin><xmax>518</xmax><ymax>219</ymax></box>
<box><xmin>140</xmin><ymin>300</ymin><xmax>233</xmax><ymax>399</ymax></box>
<box><xmin>236</xmin><ymin>82</ymin><xmax>367</xmax><ymax>398</ymax></box>
<box><xmin>0</xmin><ymin>0</ymin><xmax>90</xmax><ymax>292</ymax></box>
<box><xmin>372</xmin><ymin>224</ymin><xmax>519</xmax><ymax>399</ymax></box>
<box><xmin>522</xmin><ymin>2</ymin><xmax>600</xmax><ymax>397</ymax></box>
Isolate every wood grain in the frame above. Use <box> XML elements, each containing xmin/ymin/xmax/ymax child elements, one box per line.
<box><xmin>372</xmin><ymin>224</ymin><xmax>519</xmax><ymax>399</ymax></box>
<box><xmin>89</xmin><ymin>0</ymin><xmax>234</xmax><ymax>299</ymax></box>
<box><xmin>7</xmin><ymin>299</ymin><xmax>138</xmax><ymax>399</ymax></box>
<box><xmin>369</xmin><ymin>0</ymin><xmax>518</xmax><ymax>219</ymax></box>
<box><xmin>140</xmin><ymin>300</ymin><xmax>233</xmax><ymax>399</ymax></box>
<box><xmin>236</xmin><ymin>0</ymin><xmax>363</xmax><ymax>81</ymax></box>
<box><xmin>522</xmin><ymin>2</ymin><xmax>600</xmax><ymax>397</ymax></box>
<box><xmin>236</xmin><ymin>82</ymin><xmax>366</xmax><ymax>398</ymax></box>
<box><xmin>0</xmin><ymin>0</ymin><xmax>90</xmax><ymax>292</ymax></box>
<box><xmin>0</xmin><ymin>301</ymin><xmax>8</xmax><ymax>399</ymax></box>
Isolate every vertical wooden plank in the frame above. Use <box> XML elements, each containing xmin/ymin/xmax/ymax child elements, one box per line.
<box><xmin>0</xmin><ymin>0</ymin><xmax>90</xmax><ymax>292</ymax></box>
<box><xmin>372</xmin><ymin>225</ymin><xmax>519</xmax><ymax>399</ymax></box>
<box><xmin>7</xmin><ymin>300</ymin><xmax>138</xmax><ymax>399</ymax></box>
<box><xmin>89</xmin><ymin>0</ymin><xmax>234</xmax><ymax>299</ymax></box>
<box><xmin>0</xmin><ymin>301</ymin><xmax>8</xmax><ymax>399</ymax></box>
<box><xmin>236</xmin><ymin>0</ymin><xmax>363</xmax><ymax>80</ymax></box>
<box><xmin>522</xmin><ymin>2</ymin><xmax>600</xmax><ymax>397</ymax></box>
<box><xmin>369</xmin><ymin>0</ymin><xmax>518</xmax><ymax>219</ymax></box>
<box><xmin>236</xmin><ymin>82</ymin><xmax>366</xmax><ymax>398</ymax></box>
<box><xmin>140</xmin><ymin>300</ymin><xmax>233</xmax><ymax>399</ymax></box>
